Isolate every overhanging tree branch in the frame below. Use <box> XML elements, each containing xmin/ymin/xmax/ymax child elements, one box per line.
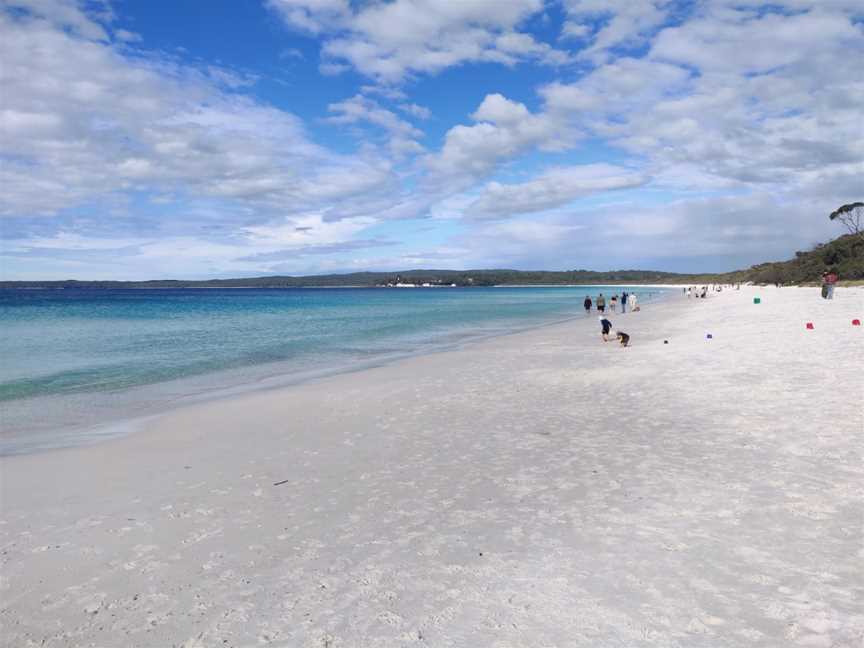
<box><xmin>829</xmin><ymin>202</ymin><xmax>863</xmax><ymax>237</ymax></box>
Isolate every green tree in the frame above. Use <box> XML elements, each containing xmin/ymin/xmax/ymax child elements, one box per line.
<box><xmin>829</xmin><ymin>202</ymin><xmax>863</xmax><ymax>237</ymax></box>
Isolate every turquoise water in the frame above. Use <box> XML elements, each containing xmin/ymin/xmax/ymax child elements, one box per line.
<box><xmin>0</xmin><ymin>286</ymin><xmax>669</xmax><ymax>453</ymax></box>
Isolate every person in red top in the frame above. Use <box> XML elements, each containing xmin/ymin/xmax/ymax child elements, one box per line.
<box><xmin>822</xmin><ymin>270</ymin><xmax>839</xmax><ymax>300</ymax></box>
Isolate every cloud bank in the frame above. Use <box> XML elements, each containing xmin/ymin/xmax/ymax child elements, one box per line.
<box><xmin>1</xmin><ymin>0</ymin><xmax>862</xmax><ymax>278</ymax></box>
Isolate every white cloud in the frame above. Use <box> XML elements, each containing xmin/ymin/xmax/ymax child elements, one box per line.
<box><xmin>0</xmin><ymin>3</ymin><xmax>398</xmax><ymax>219</ymax></box>
<box><xmin>4</xmin><ymin>0</ymin><xmax>862</xmax><ymax>279</ymax></box>
<box><xmin>266</xmin><ymin>0</ymin><xmax>350</xmax><ymax>34</ymax></box>
<box><xmin>269</xmin><ymin>0</ymin><xmax>569</xmax><ymax>82</ymax></box>
<box><xmin>243</xmin><ymin>213</ymin><xmax>376</xmax><ymax>246</ymax></box>
<box><xmin>560</xmin><ymin>21</ymin><xmax>590</xmax><ymax>41</ymax></box>
<box><xmin>541</xmin><ymin>56</ymin><xmax>690</xmax><ymax>113</ymax></box>
<box><xmin>539</xmin><ymin>6</ymin><xmax>864</xmax><ymax>195</ymax></box>
<box><xmin>651</xmin><ymin>8</ymin><xmax>861</xmax><ymax>74</ymax></box>
<box><xmin>446</xmin><ymin>190</ymin><xmax>845</xmax><ymax>273</ymax></box>
<box><xmin>114</xmin><ymin>28</ymin><xmax>141</xmax><ymax>42</ymax></box>
<box><xmin>5</xmin><ymin>213</ymin><xmax>383</xmax><ymax>280</ymax></box>
<box><xmin>3</xmin><ymin>0</ymin><xmax>111</xmax><ymax>40</ymax></box>
<box><xmin>9</xmin><ymin>231</ymin><xmax>148</xmax><ymax>251</ymax></box>
<box><xmin>399</xmin><ymin>103</ymin><xmax>432</xmax><ymax>120</ymax></box>
<box><xmin>426</xmin><ymin>94</ymin><xmax>576</xmax><ymax>185</ymax></box>
<box><xmin>467</xmin><ymin>164</ymin><xmax>648</xmax><ymax>219</ymax></box>
<box><xmin>483</xmin><ymin>219</ymin><xmax>585</xmax><ymax>245</ymax></box>
<box><xmin>326</xmin><ymin>94</ymin><xmax>425</xmax><ymax>157</ymax></box>
<box><xmin>494</xmin><ymin>31</ymin><xmax>571</xmax><ymax>65</ymax></box>
<box><xmin>562</xmin><ymin>0</ymin><xmax>670</xmax><ymax>60</ymax></box>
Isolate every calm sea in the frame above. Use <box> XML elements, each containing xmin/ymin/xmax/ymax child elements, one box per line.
<box><xmin>0</xmin><ymin>286</ymin><xmax>670</xmax><ymax>454</ymax></box>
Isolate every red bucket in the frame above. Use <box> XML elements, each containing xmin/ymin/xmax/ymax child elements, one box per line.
<box><xmin>806</xmin><ymin>323</ymin><xmax>814</xmax><ymax>330</ymax></box>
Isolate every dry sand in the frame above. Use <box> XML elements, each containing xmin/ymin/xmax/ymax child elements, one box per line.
<box><xmin>1</xmin><ymin>286</ymin><xmax>862</xmax><ymax>647</ymax></box>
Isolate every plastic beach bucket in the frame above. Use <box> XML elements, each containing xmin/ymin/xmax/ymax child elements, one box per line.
<box><xmin>753</xmin><ymin>297</ymin><xmax>761</xmax><ymax>304</ymax></box>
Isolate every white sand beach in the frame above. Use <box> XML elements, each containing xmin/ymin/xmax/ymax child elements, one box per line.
<box><xmin>1</xmin><ymin>286</ymin><xmax>862</xmax><ymax>648</ymax></box>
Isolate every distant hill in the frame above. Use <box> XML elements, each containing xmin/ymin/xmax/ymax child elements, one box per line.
<box><xmin>0</xmin><ymin>269</ymin><xmax>708</xmax><ymax>289</ymax></box>
<box><xmin>741</xmin><ymin>234</ymin><xmax>863</xmax><ymax>285</ymax></box>
<box><xmin>1</xmin><ymin>235</ymin><xmax>860</xmax><ymax>288</ymax></box>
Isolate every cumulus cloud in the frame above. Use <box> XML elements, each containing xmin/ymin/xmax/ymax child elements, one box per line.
<box><xmin>651</xmin><ymin>8</ymin><xmax>861</xmax><ymax>74</ymax></box>
<box><xmin>467</xmin><ymin>164</ymin><xmax>648</xmax><ymax>219</ymax></box>
<box><xmin>326</xmin><ymin>94</ymin><xmax>425</xmax><ymax>157</ymax></box>
<box><xmin>399</xmin><ymin>103</ymin><xmax>432</xmax><ymax>120</ymax></box>
<box><xmin>3</xmin><ymin>0</ymin><xmax>113</xmax><ymax>40</ymax></box>
<box><xmin>540</xmin><ymin>5</ymin><xmax>864</xmax><ymax>195</ymax></box>
<box><xmin>266</xmin><ymin>0</ymin><xmax>350</xmax><ymax>34</ymax></box>
<box><xmin>426</xmin><ymin>94</ymin><xmax>576</xmax><ymax>186</ymax></box>
<box><xmin>541</xmin><ymin>57</ymin><xmax>691</xmax><ymax>113</ymax></box>
<box><xmin>0</xmin><ymin>3</ymin><xmax>402</xmax><ymax>223</ymax></box>
<box><xmin>562</xmin><ymin>0</ymin><xmax>670</xmax><ymax>60</ymax></box>
<box><xmin>268</xmin><ymin>0</ymin><xmax>568</xmax><ymax>82</ymax></box>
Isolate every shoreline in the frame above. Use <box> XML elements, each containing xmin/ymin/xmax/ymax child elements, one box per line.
<box><xmin>1</xmin><ymin>286</ymin><xmax>861</xmax><ymax>647</ymax></box>
<box><xmin>1</xmin><ymin>287</ymin><xmax>677</xmax><ymax>457</ymax></box>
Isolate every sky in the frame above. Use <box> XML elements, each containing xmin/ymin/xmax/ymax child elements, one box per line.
<box><xmin>0</xmin><ymin>0</ymin><xmax>862</xmax><ymax>280</ymax></box>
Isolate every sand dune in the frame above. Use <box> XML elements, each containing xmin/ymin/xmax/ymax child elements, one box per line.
<box><xmin>1</xmin><ymin>286</ymin><xmax>862</xmax><ymax>647</ymax></box>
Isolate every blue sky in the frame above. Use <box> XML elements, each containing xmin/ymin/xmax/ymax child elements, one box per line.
<box><xmin>1</xmin><ymin>0</ymin><xmax>862</xmax><ymax>279</ymax></box>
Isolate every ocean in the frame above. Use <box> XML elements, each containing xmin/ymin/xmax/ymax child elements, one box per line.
<box><xmin>0</xmin><ymin>286</ymin><xmax>670</xmax><ymax>454</ymax></box>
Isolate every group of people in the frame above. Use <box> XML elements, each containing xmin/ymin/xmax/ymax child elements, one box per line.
<box><xmin>582</xmin><ymin>292</ymin><xmax>636</xmax><ymax>347</ymax></box>
<box><xmin>685</xmin><ymin>284</ymin><xmax>740</xmax><ymax>299</ymax></box>
<box><xmin>583</xmin><ymin>291</ymin><xmax>638</xmax><ymax>315</ymax></box>
<box><xmin>598</xmin><ymin>314</ymin><xmax>630</xmax><ymax>347</ymax></box>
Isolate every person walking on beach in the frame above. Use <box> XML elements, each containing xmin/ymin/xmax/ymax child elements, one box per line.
<box><xmin>583</xmin><ymin>295</ymin><xmax>592</xmax><ymax>313</ymax></box>
<box><xmin>822</xmin><ymin>270</ymin><xmax>839</xmax><ymax>299</ymax></box>
<box><xmin>596</xmin><ymin>293</ymin><xmax>606</xmax><ymax>313</ymax></box>
<box><xmin>599</xmin><ymin>315</ymin><xmax>613</xmax><ymax>342</ymax></box>
<box><xmin>610</xmin><ymin>294</ymin><xmax>618</xmax><ymax>312</ymax></box>
<box><xmin>629</xmin><ymin>292</ymin><xmax>638</xmax><ymax>311</ymax></box>
<box><xmin>621</xmin><ymin>292</ymin><xmax>628</xmax><ymax>313</ymax></box>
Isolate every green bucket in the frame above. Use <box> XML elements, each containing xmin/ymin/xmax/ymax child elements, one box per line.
<box><xmin>753</xmin><ymin>297</ymin><xmax>761</xmax><ymax>304</ymax></box>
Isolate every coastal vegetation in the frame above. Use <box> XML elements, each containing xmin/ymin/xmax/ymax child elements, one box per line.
<box><xmin>742</xmin><ymin>233</ymin><xmax>863</xmax><ymax>285</ymax></box>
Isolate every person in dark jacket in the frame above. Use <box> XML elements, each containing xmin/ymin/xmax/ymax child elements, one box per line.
<box><xmin>583</xmin><ymin>295</ymin><xmax>592</xmax><ymax>313</ymax></box>
<box><xmin>599</xmin><ymin>316</ymin><xmax>613</xmax><ymax>341</ymax></box>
